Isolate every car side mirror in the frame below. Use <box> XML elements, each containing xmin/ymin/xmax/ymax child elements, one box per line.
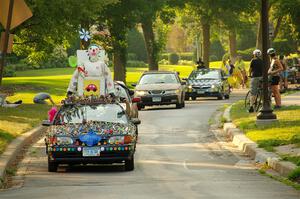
<box><xmin>131</xmin><ymin>83</ymin><xmax>137</xmax><ymax>87</ymax></box>
<box><xmin>132</xmin><ymin>97</ymin><xmax>141</xmax><ymax>103</ymax></box>
<box><xmin>42</xmin><ymin>120</ymin><xmax>52</xmax><ymax>126</ymax></box>
<box><xmin>131</xmin><ymin>118</ymin><xmax>141</xmax><ymax>125</ymax></box>
<box><xmin>128</xmin><ymin>89</ymin><xmax>135</xmax><ymax>96</ymax></box>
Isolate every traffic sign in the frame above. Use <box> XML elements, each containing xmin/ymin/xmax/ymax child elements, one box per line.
<box><xmin>0</xmin><ymin>0</ymin><xmax>32</xmax><ymax>30</ymax></box>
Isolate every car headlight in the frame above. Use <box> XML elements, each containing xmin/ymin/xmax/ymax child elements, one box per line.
<box><xmin>56</xmin><ymin>137</ymin><xmax>74</xmax><ymax>145</ymax></box>
<box><xmin>211</xmin><ymin>85</ymin><xmax>216</xmax><ymax>89</ymax></box>
<box><xmin>165</xmin><ymin>89</ymin><xmax>180</xmax><ymax>95</ymax></box>
<box><xmin>210</xmin><ymin>84</ymin><xmax>220</xmax><ymax>91</ymax></box>
<box><xmin>108</xmin><ymin>136</ymin><xmax>133</xmax><ymax>145</ymax></box>
<box><xmin>135</xmin><ymin>90</ymin><xmax>147</xmax><ymax>96</ymax></box>
<box><xmin>188</xmin><ymin>85</ymin><xmax>192</xmax><ymax>89</ymax></box>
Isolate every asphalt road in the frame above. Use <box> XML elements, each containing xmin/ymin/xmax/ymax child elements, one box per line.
<box><xmin>0</xmin><ymin>91</ymin><xmax>299</xmax><ymax>199</ymax></box>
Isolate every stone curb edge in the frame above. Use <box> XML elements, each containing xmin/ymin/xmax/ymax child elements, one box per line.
<box><xmin>0</xmin><ymin>125</ymin><xmax>46</xmax><ymax>187</ymax></box>
<box><xmin>222</xmin><ymin>105</ymin><xmax>297</xmax><ymax>178</ymax></box>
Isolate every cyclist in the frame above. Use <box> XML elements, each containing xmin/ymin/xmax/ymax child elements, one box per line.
<box><xmin>267</xmin><ymin>48</ymin><xmax>283</xmax><ymax>109</ymax></box>
<box><xmin>248</xmin><ymin>49</ymin><xmax>263</xmax><ymax>113</ymax></box>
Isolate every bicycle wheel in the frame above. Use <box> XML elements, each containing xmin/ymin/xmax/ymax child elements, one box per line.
<box><xmin>255</xmin><ymin>92</ymin><xmax>263</xmax><ymax>112</ymax></box>
<box><xmin>244</xmin><ymin>91</ymin><xmax>251</xmax><ymax>110</ymax></box>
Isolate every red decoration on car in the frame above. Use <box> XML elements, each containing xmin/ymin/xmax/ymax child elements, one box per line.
<box><xmin>85</xmin><ymin>84</ymin><xmax>98</xmax><ymax>92</ymax></box>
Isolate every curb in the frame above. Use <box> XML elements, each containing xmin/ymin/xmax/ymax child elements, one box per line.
<box><xmin>0</xmin><ymin>125</ymin><xmax>46</xmax><ymax>187</ymax></box>
<box><xmin>222</xmin><ymin>106</ymin><xmax>297</xmax><ymax>177</ymax></box>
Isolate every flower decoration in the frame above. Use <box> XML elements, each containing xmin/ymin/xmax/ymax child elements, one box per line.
<box><xmin>79</xmin><ymin>28</ymin><xmax>91</xmax><ymax>42</ymax></box>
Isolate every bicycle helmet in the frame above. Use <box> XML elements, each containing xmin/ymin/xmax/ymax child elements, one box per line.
<box><xmin>253</xmin><ymin>49</ymin><xmax>262</xmax><ymax>57</ymax></box>
<box><xmin>267</xmin><ymin>48</ymin><xmax>276</xmax><ymax>55</ymax></box>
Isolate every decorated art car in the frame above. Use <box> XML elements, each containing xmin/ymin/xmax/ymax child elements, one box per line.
<box><xmin>184</xmin><ymin>69</ymin><xmax>230</xmax><ymax>100</ymax></box>
<box><xmin>43</xmin><ymin>97</ymin><xmax>140</xmax><ymax>172</ymax></box>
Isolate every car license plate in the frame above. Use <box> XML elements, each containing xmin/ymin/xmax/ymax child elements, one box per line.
<box><xmin>82</xmin><ymin>147</ymin><xmax>101</xmax><ymax>157</ymax></box>
<box><xmin>197</xmin><ymin>90</ymin><xmax>205</xmax><ymax>94</ymax></box>
<box><xmin>152</xmin><ymin>97</ymin><xmax>161</xmax><ymax>102</ymax></box>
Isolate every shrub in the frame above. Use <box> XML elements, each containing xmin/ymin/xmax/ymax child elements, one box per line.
<box><xmin>273</xmin><ymin>39</ymin><xmax>297</xmax><ymax>56</ymax></box>
<box><xmin>179</xmin><ymin>52</ymin><xmax>194</xmax><ymax>61</ymax></box>
<box><xmin>209</xmin><ymin>55</ymin><xmax>218</xmax><ymax>62</ymax></box>
<box><xmin>178</xmin><ymin>60</ymin><xmax>193</xmax><ymax>66</ymax></box>
<box><xmin>169</xmin><ymin>53</ymin><xmax>179</xmax><ymax>65</ymax></box>
<box><xmin>126</xmin><ymin>60</ymin><xmax>147</xmax><ymax>68</ymax></box>
<box><xmin>237</xmin><ymin>47</ymin><xmax>256</xmax><ymax>61</ymax></box>
<box><xmin>159</xmin><ymin>53</ymin><xmax>169</xmax><ymax>61</ymax></box>
<box><xmin>3</xmin><ymin>66</ymin><xmax>16</xmax><ymax>77</ymax></box>
<box><xmin>128</xmin><ymin>53</ymin><xmax>137</xmax><ymax>61</ymax></box>
<box><xmin>158</xmin><ymin>59</ymin><xmax>169</xmax><ymax>65</ymax></box>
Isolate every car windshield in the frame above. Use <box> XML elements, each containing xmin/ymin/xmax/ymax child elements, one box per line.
<box><xmin>139</xmin><ymin>73</ymin><xmax>178</xmax><ymax>84</ymax></box>
<box><xmin>59</xmin><ymin>104</ymin><xmax>128</xmax><ymax>124</ymax></box>
<box><xmin>189</xmin><ymin>70</ymin><xmax>220</xmax><ymax>80</ymax></box>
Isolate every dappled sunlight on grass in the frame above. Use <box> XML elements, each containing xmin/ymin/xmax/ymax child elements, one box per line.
<box><xmin>231</xmin><ymin>100</ymin><xmax>300</xmax><ymax>150</ymax></box>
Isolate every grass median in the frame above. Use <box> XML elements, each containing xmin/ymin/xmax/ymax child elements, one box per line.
<box><xmin>230</xmin><ymin>101</ymin><xmax>300</xmax><ymax>152</ymax></box>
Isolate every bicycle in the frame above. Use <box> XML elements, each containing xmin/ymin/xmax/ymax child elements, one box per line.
<box><xmin>244</xmin><ymin>78</ymin><xmax>263</xmax><ymax>112</ymax></box>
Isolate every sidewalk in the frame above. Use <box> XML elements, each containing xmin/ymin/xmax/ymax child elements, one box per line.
<box><xmin>281</xmin><ymin>91</ymin><xmax>300</xmax><ymax>106</ymax></box>
<box><xmin>223</xmin><ymin>91</ymin><xmax>300</xmax><ymax>183</ymax></box>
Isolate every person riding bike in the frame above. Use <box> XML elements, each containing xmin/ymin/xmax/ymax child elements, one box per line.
<box><xmin>248</xmin><ymin>49</ymin><xmax>263</xmax><ymax>113</ymax></box>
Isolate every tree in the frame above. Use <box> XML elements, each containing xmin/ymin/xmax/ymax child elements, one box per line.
<box><xmin>137</xmin><ymin>0</ymin><xmax>182</xmax><ymax>70</ymax></box>
<box><xmin>99</xmin><ymin>0</ymin><xmax>141</xmax><ymax>82</ymax></box>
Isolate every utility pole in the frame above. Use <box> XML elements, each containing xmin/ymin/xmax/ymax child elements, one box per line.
<box><xmin>0</xmin><ymin>0</ymin><xmax>14</xmax><ymax>86</ymax></box>
<box><xmin>257</xmin><ymin>0</ymin><xmax>277</xmax><ymax>122</ymax></box>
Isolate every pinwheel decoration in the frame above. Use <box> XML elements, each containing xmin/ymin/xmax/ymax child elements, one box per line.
<box><xmin>79</xmin><ymin>28</ymin><xmax>91</xmax><ymax>42</ymax></box>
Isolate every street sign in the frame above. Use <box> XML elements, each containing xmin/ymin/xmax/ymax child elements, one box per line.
<box><xmin>0</xmin><ymin>32</ymin><xmax>13</xmax><ymax>53</ymax></box>
<box><xmin>0</xmin><ymin>0</ymin><xmax>32</xmax><ymax>30</ymax></box>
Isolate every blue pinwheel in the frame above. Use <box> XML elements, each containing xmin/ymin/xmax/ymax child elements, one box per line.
<box><xmin>79</xmin><ymin>129</ymin><xmax>101</xmax><ymax>147</ymax></box>
<box><xmin>79</xmin><ymin>28</ymin><xmax>91</xmax><ymax>42</ymax></box>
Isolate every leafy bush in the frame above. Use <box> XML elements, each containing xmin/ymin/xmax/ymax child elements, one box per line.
<box><xmin>179</xmin><ymin>52</ymin><xmax>194</xmax><ymax>61</ymax></box>
<box><xmin>3</xmin><ymin>66</ymin><xmax>16</xmax><ymax>77</ymax></box>
<box><xmin>273</xmin><ymin>39</ymin><xmax>297</xmax><ymax>56</ymax></box>
<box><xmin>209</xmin><ymin>55</ymin><xmax>218</xmax><ymax>62</ymax></box>
<box><xmin>178</xmin><ymin>60</ymin><xmax>193</xmax><ymax>66</ymax></box>
<box><xmin>169</xmin><ymin>53</ymin><xmax>179</xmax><ymax>65</ymax></box>
<box><xmin>158</xmin><ymin>59</ymin><xmax>169</xmax><ymax>65</ymax></box>
<box><xmin>210</xmin><ymin>40</ymin><xmax>225</xmax><ymax>60</ymax></box>
<box><xmin>237</xmin><ymin>47</ymin><xmax>256</xmax><ymax>61</ymax></box>
<box><xmin>127</xmin><ymin>28</ymin><xmax>147</xmax><ymax>62</ymax></box>
<box><xmin>44</xmin><ymin>46</ymin><xmax>68</xmax><ymax>68</ymax></box>
<box><xmin>126</xmin><ymin>60</ymin><xmax>147</xmax><ymax>68</ymax></box>
<box><xmin>128</xmin><ymin>53</ymin><xmax>137</xmax><ymax>61</ymax></box>
<box><xmin>160</xmin><ymin>53</ymin><xmax>169</xmax><ymax>61</ymax></box>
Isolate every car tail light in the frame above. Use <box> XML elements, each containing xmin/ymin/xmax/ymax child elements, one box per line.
<box><xmin>132</xmin><ymin>97</ymin><xmax>141</xmax><ymax>103</ymax></box>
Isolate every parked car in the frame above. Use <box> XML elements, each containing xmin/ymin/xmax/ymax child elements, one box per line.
<box><xmin>133</xmin><ymin>71</ymin><xmax>186</xmax><ymax>109</ymax></box>
<box><xmin>115</xmin><ymin>81</ymin><xmax>140</xmax><ymax>119</ymax></box>
<box><xmin>44</xmin><ymin>101</ymin><xmax>140</xmax><ymax>172</ymax></box>
<box><xmin>184</xmin><ymin>68</ymin><xmax>230</xmax><ymax>100</ymax></box>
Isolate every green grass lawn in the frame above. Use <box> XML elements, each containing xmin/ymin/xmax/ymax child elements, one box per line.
<box><xmin>231</xmin><ymin>101</ymin><xmax>300</xmax><ymax>152</ymax></box>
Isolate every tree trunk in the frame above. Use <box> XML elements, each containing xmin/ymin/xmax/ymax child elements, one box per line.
<box><xmin>141</xmin><ymin>18</ymin><xmax>158</xmax><ymax>71</ymax></box>
<box><xmin>113</xmin><ymin>42</ymin><xmax>126</xmax><ymax>83</ymax></box>
<box><xmin>273</xmin><ymin>15</ymin><xmax>283</xmax><ymax>40</ymax></box>
<box><xmin>201</xmin><ymin>21</ymin><xmax>210</xmax><ymax>68</ymax></box>
<box><xmin>256</xmin><ymin>16</ymin><xmax>262</xmax><ymax>50</ymax></box>
<box><xmin>229</xmin><ymin>30</ymin><xmax>237</xmax><ymax>62</ymax></box>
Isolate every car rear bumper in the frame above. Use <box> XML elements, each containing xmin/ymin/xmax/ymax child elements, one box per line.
<box><xmin>139</xmin><ymin>95</ymin><xmax>179</xmax><ymax>106</ymax></box>
<box><xmin>48</xmin><ymin>145</ymin><xmax>135</xmax><ymax>164</ymax></box>
<box><xmin>186</xmin><ymin>91</ymin><xmax>221</xmax><ymax>97</ymax></box>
